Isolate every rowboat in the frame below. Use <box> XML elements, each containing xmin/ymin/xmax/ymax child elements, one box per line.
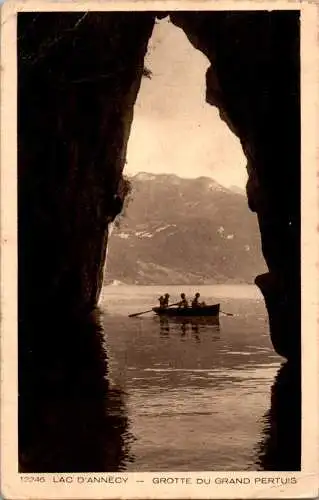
<box><xmin>152</xmin><ymin>303</ymin><xmax>220</xmax><ymax>318</ymax></box>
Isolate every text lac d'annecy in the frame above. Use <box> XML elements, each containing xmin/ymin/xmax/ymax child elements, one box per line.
<box><xmin>53</xmin><ymin>476</ymin><xmax>128</xmax><ymax>484</ymax></box>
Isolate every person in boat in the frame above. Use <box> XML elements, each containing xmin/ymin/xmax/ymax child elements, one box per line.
<box><xmin>163</xmin><ymin>293</ymin><xmax>170</xmax><ymax>308</ymax></box>
<box><xmin>192</xmin><ymin>292</ymin><xmax>206</xmax><ymax>308</ymax></box>
<box><xmin>158</xmin><ymin>295</ymin><xmax>165</xmax><ymax>309</ymax></box>
<box><xmin>179</xmin><ymin>293</ymin><xmax>189</xmax><ymax>309</ymax></box>
<box><xmin>191</xmin><ymin>292</ymin><xmax>201</xmax><ymax>308</ymax></box>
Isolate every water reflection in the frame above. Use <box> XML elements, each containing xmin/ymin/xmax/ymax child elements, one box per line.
<box><xmin>19</xmin><ymin>309</ymin><xmax>300</xmax><ymax>472</ymax></box>
<box><xmin>19</xmin><ymin>311</ymin><xmax>134</xmax><ymax>472</ymax></box>
<box><xmin>159</xmin><ymin>316</ymin><xmax>170</xmax><ymax>336</ymax></box>
<box><xmin>256</xmin><ymin>361</ymin><xmax>301</xmax><ymax>470</ymax></box>
<box><xmin>158</xmin><ymin>316</ymin><xmax>220</xmax><ymax>342</ymax></box>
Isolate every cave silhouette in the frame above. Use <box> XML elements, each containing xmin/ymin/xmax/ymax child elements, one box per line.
<box><xmin>19</xmin><ymin>313</ymin><xmax>135</xmax><ymax>472</ymax></box>
<box><xmin>17</xmin><ymin>11</ymin><xmax>301</xmax><ymax>472</ymax></box>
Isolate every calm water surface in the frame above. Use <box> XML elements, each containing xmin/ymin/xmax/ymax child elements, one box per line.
<box><xmin>99</xmin><ymin>284</ymin><xmax>282</xmax><ymax>471</ymax></box>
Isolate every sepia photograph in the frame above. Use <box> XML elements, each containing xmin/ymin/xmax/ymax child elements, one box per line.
<box><xmin>1</xmin><ymin>1</ymin><xmax>318</xmax><ymax>498</ymax></box>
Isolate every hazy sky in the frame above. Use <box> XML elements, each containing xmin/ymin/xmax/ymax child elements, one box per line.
<box><xmin>125</xmin><ymin>18</ymin><xmax>247</xmax><ymax>189</ymax></box>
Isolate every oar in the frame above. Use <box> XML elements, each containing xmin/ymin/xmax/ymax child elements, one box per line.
<box><xmin>220</xmin><ymin>310</ymin><xmax>234</xmax><ymax>317</ymax></box>
<box><xmin>129</xmin><ymin>302</ymin><xmax>179</xmax><ymax>318</ymax></box>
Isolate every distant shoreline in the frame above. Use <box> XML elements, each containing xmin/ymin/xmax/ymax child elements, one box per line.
<box><xmin>100</xmin><ymin>282</ymin><xmax>264</xmax><ymax>301</ymax></box>
<box><xmin>104</xmin><ymin>281</ymin><xmax>257</xmax><ymax>287</ymax></box>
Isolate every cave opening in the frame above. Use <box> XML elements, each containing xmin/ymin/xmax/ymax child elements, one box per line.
<box><xmin>17</xmin><ymin>10</ymin><xmax>301</xmax><ymax>361</ymax></box>
<box><xmin>105</xmin><ymin>16</ymin><xmax>267</xmax><ymax>290</ymax></box>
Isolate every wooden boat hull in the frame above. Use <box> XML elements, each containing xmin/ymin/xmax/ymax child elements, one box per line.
<box><xmin>152</xmin><ymin>304</ymin><xmax>220</xmax><ymax>317</ymax></box>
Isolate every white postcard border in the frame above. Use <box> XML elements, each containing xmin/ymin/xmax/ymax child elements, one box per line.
<box><xmin>1</xmin><ymin>0</ymin><xmax>318</xmax><ymax>498</ymax></box>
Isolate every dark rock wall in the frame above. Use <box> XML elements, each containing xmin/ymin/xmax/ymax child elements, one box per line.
<box><xmin>18</xmin><ymin>12</ymin><xmax>155</xmax><ymax>320</ymax></box>
<box><xmin>19</xmin><ymin>312</ymin><xmax>134</xmax><ymax>472</ymax></box>
<box><xmin>18</xmin><ymin>11</ymin><xmax>300</xmax><ymax>359</ymax></box>
<box><xmin>171</xmin><ymin>12</ymin><xmax>300</xmax><ymax>359</ymax></box>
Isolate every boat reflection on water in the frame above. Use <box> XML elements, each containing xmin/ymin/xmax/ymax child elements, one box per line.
<box><xmin>157</xmin><ymin>315</ymin><xmax>220</xmax><ymax>341</ymax></box>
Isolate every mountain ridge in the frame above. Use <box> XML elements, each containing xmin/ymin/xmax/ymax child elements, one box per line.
<box><xmin>105</xmin><ymin>173</ymin><xmax>266</xmax><ymax>285</ymax></box>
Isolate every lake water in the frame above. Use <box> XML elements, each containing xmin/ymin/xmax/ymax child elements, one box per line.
<box><xmin>99</xmin><ymin>284</ymin><xmax>283</xmax><ymax>471</ymax></box>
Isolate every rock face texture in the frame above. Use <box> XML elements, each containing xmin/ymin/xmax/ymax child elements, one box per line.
<box><xmin>170</xmin><ymin>11</ymin><xmax>300</xmax><ymax>360</ymax></box>
<box><xmin>18</xmin><ymin>12</ymin><xmax>155</xmax><ymax>320</ymax></box>
<box><xmin>18</xmin><ymin>12</ymin><xmax>300</xmax><ymax>360</ymax></box>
